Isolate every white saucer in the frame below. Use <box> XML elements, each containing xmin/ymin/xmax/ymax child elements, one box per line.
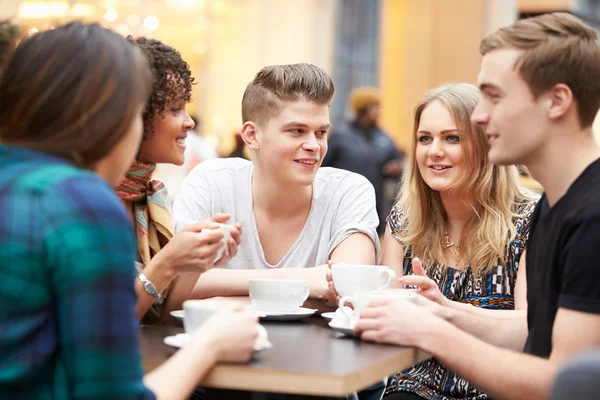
<box><xmin>257</xmin><ymin>307</ymin><xmax>316</xmax><ymax>321</ymax></box>
<box><xmin>171</xmin><ymin>309</ymin><xmax>272</xmax><ymax>320</ymax></box>
<box><xmin>321</xmin><ymin>312</ymin><xmax>336</xmax><ymax>321</ymax></box>
<box><xmin>328</xmin><ymin>321</ymin><xmax>357</xmax><ymax>337</ymax></box>
<box><xmin>170</xmin><ymin>310</ymin><xmax>184</xmax><ymax>321</ymax></box>
<box><xmin>163</xmin><ymin>333</ymin><xmax>272</xmax><ymax>351</ymax></box>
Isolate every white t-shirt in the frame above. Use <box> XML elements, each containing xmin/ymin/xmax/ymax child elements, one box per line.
<box><xmin>173</xmin><ymin>158</ymin><xmax>380</xmax><ymax>269</ymax></box>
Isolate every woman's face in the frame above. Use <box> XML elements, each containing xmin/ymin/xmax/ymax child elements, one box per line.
<box><xmin>415</xmin><ymin>100</ymin><xmax>465</xmax><ymax>194</ymax></box>
<box><xmin>137</xmin><ymin>75</ymin><xmax>194</xmax><ymax>166</ymax></box>
<box><xmin>137</xmin><ymin>98</ymin><xmax>194</xmax><ymax>165</ymax></box>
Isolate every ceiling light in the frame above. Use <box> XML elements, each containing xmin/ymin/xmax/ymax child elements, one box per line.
<box><xmin>103</xmin><ymin>8</ymin><xmax>118</xmax><ymax>22</ymax></box>
<box><xmin>143</xmin><ymin>15</ymin><xmax>159</xmax><ymax>31</ymax></box>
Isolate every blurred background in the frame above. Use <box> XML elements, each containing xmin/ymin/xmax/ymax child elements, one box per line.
<box><xmin>2</xmin><ymin>0</ymin><xmax>599</xmax><ymax>156</ymax></box>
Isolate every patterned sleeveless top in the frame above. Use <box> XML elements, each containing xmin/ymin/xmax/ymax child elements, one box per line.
<box><xmin>385</xmin><ymin>198</ymin><xmax>538</xmax><ymax>400</ymax></box>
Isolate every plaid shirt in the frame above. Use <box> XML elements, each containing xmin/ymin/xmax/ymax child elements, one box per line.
<box><xmin>0</xmin><ymin>145</ymin><xmax>155</xmax><ymax>399</ymax></box>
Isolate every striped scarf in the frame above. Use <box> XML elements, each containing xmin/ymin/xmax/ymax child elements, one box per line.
<box><xmin>116</xmin><ymin>161</ymin><xmax>174</xmax><ymax>266</ymax></box>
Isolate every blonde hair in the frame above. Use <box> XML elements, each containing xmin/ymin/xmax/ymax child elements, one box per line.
<box><xmin>395</xmin><ymin>83</ymin><xmax>535</xmax><ymax>276</ymax></box>
<box><xmin>480</xmin><ymin>12</ymin><xmax>600</xmax><ymax>128</ymax></box>
<box><xmin>241</xmin><ymin>63</ymin><xmax>334</xmax><ymax>127</ymax></box>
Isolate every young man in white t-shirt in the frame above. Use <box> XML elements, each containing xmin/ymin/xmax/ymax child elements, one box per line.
<box><xmin>174</xmin><ymin>63</ymin><xmax>380</xmax><ymax>308</ymax></box>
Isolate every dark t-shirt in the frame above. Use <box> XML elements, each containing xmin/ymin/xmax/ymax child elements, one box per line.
<box><xmin>524</xmin><ymin>158</ymin><xmax>600</xmax><ymax>357</ymax></box>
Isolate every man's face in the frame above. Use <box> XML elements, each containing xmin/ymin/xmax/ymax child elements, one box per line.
<box><xmin>471</xmin><ymin>48</ymin><xmax>549</xmax><ymax>166</ymax></box>
<box><xmin>254</xmin><ymin>100</ymin><xmax>330</xmax><ymax>186</ymax></box>
<box><xmin>364</xmin><ymin>103</ymin><xmax>380</xmax><ymax>125</ymax></box>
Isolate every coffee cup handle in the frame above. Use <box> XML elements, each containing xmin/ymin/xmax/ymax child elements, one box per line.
<box><xmin>378</xmin><ymin>268</ymin><xmax>397</xmax><ymax>290</ymax></box>
<box><xmin>338</xmin><ymin>296</ymin><xmax>355</xmax><ymax>319</ymax></box>
<box><xmin>302</xmin><ymin>284</ymin><xmax>310</xmax><ymax>302</ymax></box>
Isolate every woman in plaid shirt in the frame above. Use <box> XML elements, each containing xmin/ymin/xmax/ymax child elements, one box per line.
<box><xmin>0</xmin><ymin>22</ymin><xmax>259</xmax><ymax>400</ymax></box>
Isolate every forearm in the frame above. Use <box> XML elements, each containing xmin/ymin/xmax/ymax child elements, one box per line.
<box><xmin>144</xmin><ymin>337</ymin><xmax>218</xmax><ymax>400</ymax></box>
<box><xmin>191</xmin><ymin>267</ymin><xmax>327</xmax><ymax>299</ymax></box>
<box><xmin>421</xmin><ymin>321</ymin><xmax>557</xmax><ymax>400</ymax></box>
<box><xmin>160</xmin><ymin>273</ymin><xmax>200</xmax><ymax>323</ymax></box>
<box><xmin>136</xmin><ymin>259</ymin><xmax>176</xmax><ymax>320</ymax></box>
<box><xmin>443</xmin><ymin>306</ymin><xmax>528</xmax><ymax>350</ymax></box>
<box><xmin>447</xmin><ymin>301</ymin><xmax>524</xmax><ymax>318</ymax></box>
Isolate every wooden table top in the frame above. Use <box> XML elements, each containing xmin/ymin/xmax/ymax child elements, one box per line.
<box><xmin>141</xmin><ymin>317</ymin><xmax>416</xmax><ymax>397</ymax></box>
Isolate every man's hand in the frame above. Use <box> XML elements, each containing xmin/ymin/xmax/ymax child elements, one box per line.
<box><xmin>354</xmin><ymin>294</ymin><xmax>447</xmax><ymax>345</ymax></box>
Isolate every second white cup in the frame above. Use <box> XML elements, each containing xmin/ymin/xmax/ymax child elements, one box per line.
<box><xmin>249</xmin><ymin>279</ymin><xmax>310</xmax><ymax>313</ymax></box>
<box><xmin>338</xmin><ymin>289</ymin><xmax>417</xmax><ymax>320</ymax></box>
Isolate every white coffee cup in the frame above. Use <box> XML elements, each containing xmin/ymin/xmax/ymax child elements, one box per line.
<box><xmin>200</xmin><ymin>223</ymin><xmax>234</xmax><ymax>263</ymax></box>
<box><xmin>249</xmin><ymin>279</ymin><xmax>310</xmax><ymax>313</ymax></box>
<box><xmin>331</xmin><ymin>264</ymin><xmax>397</xmax><ymax>298</ymax></box>
<box><xmin>338</xmin><ymin>289</ymin><xmax>417</xmax><ymax>320</ymax></box>
<box><xmin>182</xmin><ymin>299</ymin><xmax>225</xmax><ymax>334</ymax></box>
<box><xmin>182</xmin><ymin>299</ymin><xmax>272</xmax><ymax>351</ymax></box>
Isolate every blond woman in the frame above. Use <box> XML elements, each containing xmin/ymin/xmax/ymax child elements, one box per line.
<box><xmin>380</xmin><ymin>83</ymin><xmax>538</xmax><ymax>400</ymax></box>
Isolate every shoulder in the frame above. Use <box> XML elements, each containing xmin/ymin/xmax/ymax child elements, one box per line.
<box><xmin>316</xmin><ymin>167</ymin><xmax>374</xmax><ymax>191</ymax></box>
<box><xmin>184</xmin><ymin>158</ymin><xmax>252</xmax><ymax>191</ymax></box>
<box><xmin>387</xmin><ymin>203</ymin><xmax>407</xmax><ymax>234</ymax></box>
<box><xmin>514</xmin><ymin>196</ymin><xmax>540</xmax><ymax>223</ymax></box>
<box><xmin>42</xmin><ymin>172</ymin><xmax>129</xmax><ymax>229</ymax></box>
<box><xmin>508</xmin><ymin>196</ymin><xmax>540</xmax><ymax>244</ymax></box>
<box><xmin>188</xmin><ymin>157</ymin><xmax>252</xmax><ymax>178</ymax></box>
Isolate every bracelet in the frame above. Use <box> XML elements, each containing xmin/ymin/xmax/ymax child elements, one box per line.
<box><xmin>138</xmin><ymin>272</ymin><xmax>163</xmax><ymax>302</ymax></box>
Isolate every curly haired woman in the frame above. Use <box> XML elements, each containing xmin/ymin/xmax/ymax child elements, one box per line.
<box><xmin>116</xmin><ymin>37</ymin><xmax>242</xmax><ymax>323</ymax></box>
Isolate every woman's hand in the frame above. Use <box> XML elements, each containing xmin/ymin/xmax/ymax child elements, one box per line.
<box><xmin>210</xmin><ymin>214</ymin><xmax>242</xmax><ymax>267</ymax></box>
<box><xmin>398</xmin><ymin>258</ymin><xmax>450</xmax><ymax>307</ymax></box>
<box><xmin>197</xmin><ymin>306</ymin><xmax>259</xmax><ymax>363</ymax></box>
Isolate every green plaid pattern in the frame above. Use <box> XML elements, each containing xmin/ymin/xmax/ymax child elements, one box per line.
<box><xmin>0</xmin><ymin>145</ymin><xmax>155</xmax><ymax>399</ymax></box>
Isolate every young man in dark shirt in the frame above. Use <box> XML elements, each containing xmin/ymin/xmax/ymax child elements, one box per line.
<box><xmin>353</xmin><ymin>12</ymin><xmax>600</xmax><ymax>400</ymax></box>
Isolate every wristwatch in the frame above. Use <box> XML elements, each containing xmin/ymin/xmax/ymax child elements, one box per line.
<box><xmin>138</xmin><ymin>272</ymin><xmax>163</xmax><ymax>303</ymax></box>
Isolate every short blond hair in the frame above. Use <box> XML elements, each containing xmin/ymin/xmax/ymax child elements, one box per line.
<box><xmin>241</xmin><ymin>63</ymin><xmax>334</xmax><ymax>126</ymax></box>
<box><xmin>480</xmin><ymin>12</ymin><xmax>600</xmax><ymax>128</ymax></box>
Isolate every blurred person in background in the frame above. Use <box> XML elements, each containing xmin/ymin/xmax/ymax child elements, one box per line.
<box><xmin>0</xmin><ymin>22</ymin><xmax>258</xmax><ymax>400</ymax></box>
<box><xmin>117</xmin><ymin>36</ymin><xmax>242</xmax><ymax>324</ymax></box>
<box><xmin>323</xmin><ymin>87</ymin><xmax>404</xmax><ymax>234</ymax></box>
<box><xmin>227</xmin><ymin>132</ymin><xmax>249</xmax><ymax>159</ymax></box>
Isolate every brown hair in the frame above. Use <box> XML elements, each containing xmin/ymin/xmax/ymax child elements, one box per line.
<box><xmin>241</xmin><ymin>63</ymin><xmax>335</xmax><ymax>126</ymax></box>
<box><xmin>127</xmin><ymin>36</ymin><xmax>194</xmax><ymax>138</ymax></box>
<box><xmin>395</xmin><ymin>84</ymin><xmax>536</xmax><ymax>276</ymax></box>
<box><xmin>0</xmin><ymin>21</ymin><xmax>151</xmax><ymax>167</ymax></box>
<box><xmin>480</xmin><ymin>12</ymin><xmax>600</xmax><ymax>128</ymax></box>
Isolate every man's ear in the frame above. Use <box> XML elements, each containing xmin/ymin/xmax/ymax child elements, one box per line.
<box><xmin>241</xmin><ymin>122</ymin><xmax>260</xmax><ymax>150</ymax></box>
<box><xmin>547</xmin><ymin>83</ymin><xmax>574</xmax><ymax>121</ymax></box>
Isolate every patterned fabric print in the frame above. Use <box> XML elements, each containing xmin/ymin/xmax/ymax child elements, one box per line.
<box><xmin>116</xmin><ymin>161</ymin><xmax>174</xmax><ymax>265</ymax></box>
<box><xmin>0</xmin><ymin>145</ymin><xmax>155</xmax><ymax>399</ymax></box>
<box><xmin>384</xmin><ymin>199</ymin><xmax>537</xmax><ymax>400</ymax></box>
<box><xmin>116</xmin><ymin>161</ymin><xmax>175</xmax><ymax>324</ymax></box>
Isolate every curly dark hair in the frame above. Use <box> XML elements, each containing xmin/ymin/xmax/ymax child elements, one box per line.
<box><xmin>0</xmin><ymin>20</ymin><xmax>18</xmax><ymax>73</ymax></box>
<box><xmin>127</xmin><ymin>36</ymin><xmax>194</xmax><ymax>138</ymax></box>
